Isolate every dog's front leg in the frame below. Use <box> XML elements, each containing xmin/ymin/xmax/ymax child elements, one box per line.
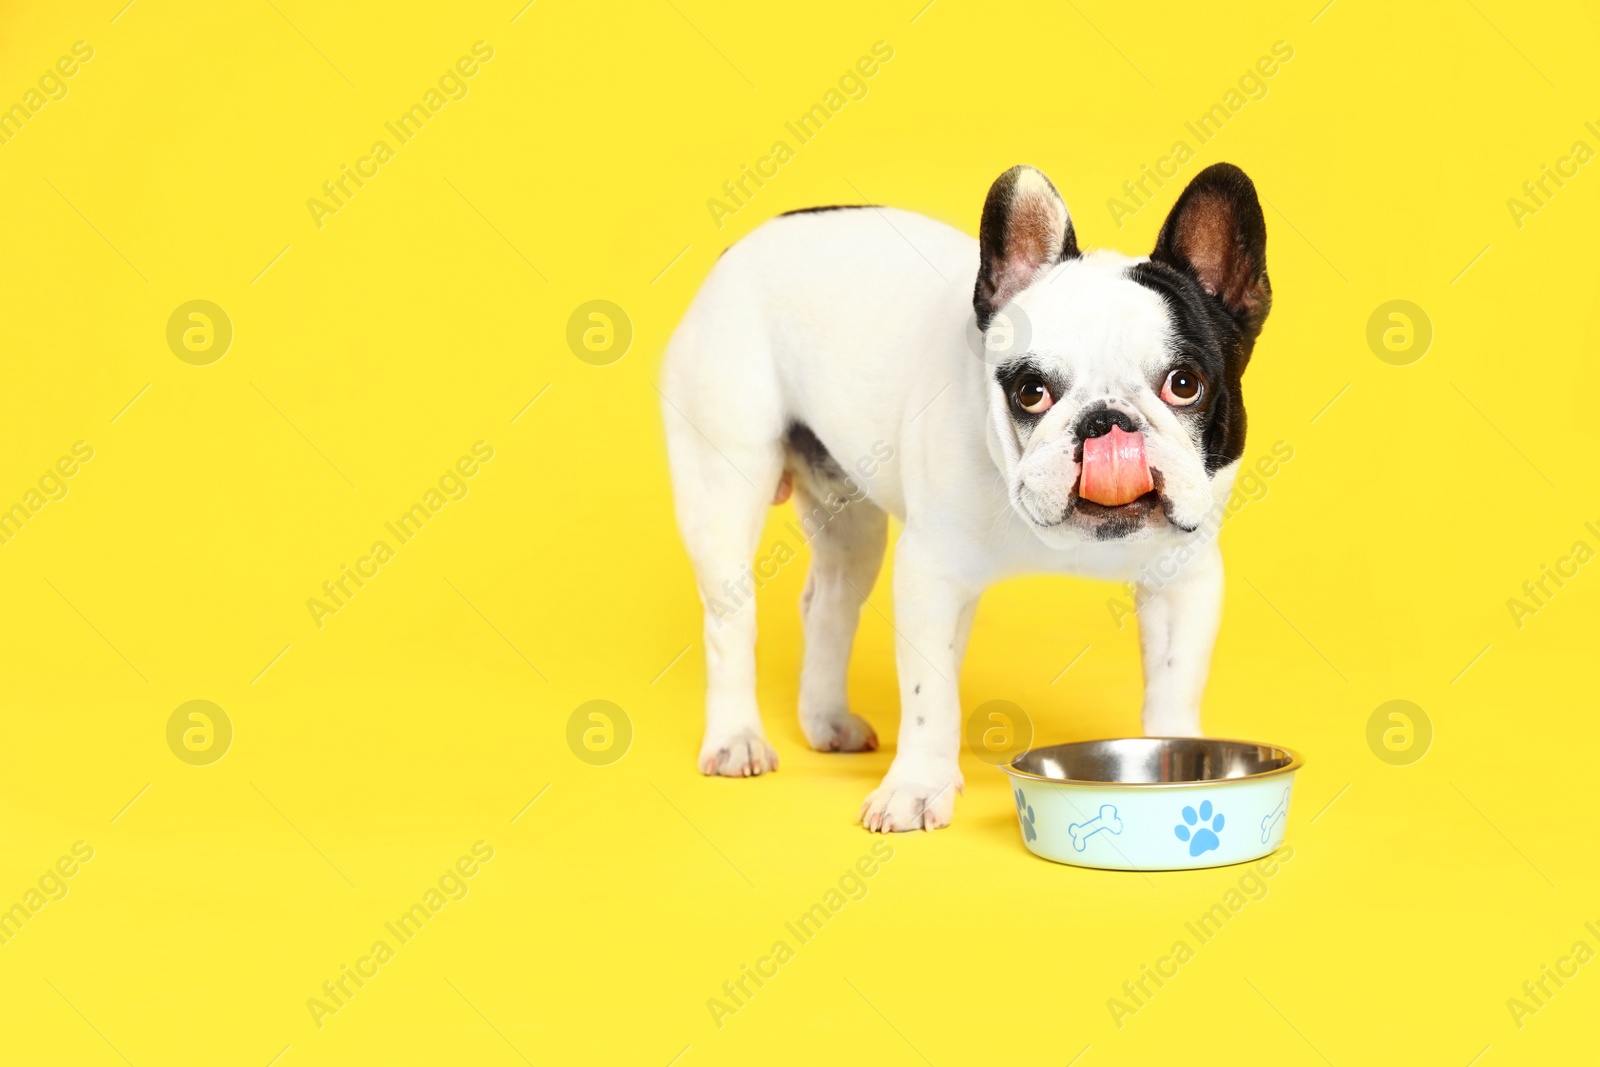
<box><xmin>1136</xmin><ymin>540</ymin><xmax>1224</xmax><ymax>737</ymax></box>
<box><xmin>860</xmin><ymin>537</ymin><xmax>974</xmax><ymax>832</ymax></box>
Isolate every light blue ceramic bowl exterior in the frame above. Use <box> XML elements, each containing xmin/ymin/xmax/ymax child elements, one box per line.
<box><xmin>1004</xmin><ymin>754</ymin><xmax>1298</xmax><ymax>871</ymax></box>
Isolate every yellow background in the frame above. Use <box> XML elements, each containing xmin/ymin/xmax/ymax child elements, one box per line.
<box><xmin>1</xmin><ymin>0</ymin><xmax>1597</xmax><ymax>1063</ymax></box>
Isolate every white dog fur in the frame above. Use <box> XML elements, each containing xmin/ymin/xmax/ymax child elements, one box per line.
<box><xmin>661</xmin><ymin>163</ymin><xmax>1272</xmax><ymax>832</ymax></box>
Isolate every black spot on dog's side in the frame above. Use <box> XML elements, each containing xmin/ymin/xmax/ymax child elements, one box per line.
<box><xmin>914</xmin><ymin>684</ymin><xmax>921</xmax><ymax>695</ymax></box>
<box><xmin>783</xmin><ymin>423</ymin><xmax>869</xmax><ymax>519</ymax></box>
<box><xmin>916</xmin><ymin>716</ymin><xmax>925</xmax><ymax>726</ymax></box>
<box><xmin>784</xmin><ymin>422</ymin><xmax>847</xmax><ymax>480</ymax></box>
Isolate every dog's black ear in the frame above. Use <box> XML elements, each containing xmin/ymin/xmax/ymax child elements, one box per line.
<box><xmin>1151</xmin><ymin>163</ymin><xmax>1271</xmax><ymax>341</ymax></box>
<box><xmin>974</xmin><ymin>165</ymin><xmax>1078</xmax><ymax>330</ymax></box>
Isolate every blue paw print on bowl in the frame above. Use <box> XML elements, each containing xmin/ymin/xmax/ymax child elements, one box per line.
<box><xmin>1015</xmin><ymin>787</ymin><xmax>1037</xmax><ymax>842</ymax></box>
<box><xmin>1174</xmin><ymin>799</ymin><xmax>1224</xmax><ymax>857</ymax></box>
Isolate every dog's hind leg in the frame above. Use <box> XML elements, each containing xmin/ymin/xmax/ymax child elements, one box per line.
<box><xmin>662</xmin><ymin>374</ymin><xmax>786</xmax><ymax>777</ymax></box>
<box><xmin>788</xmin><ymin>432</ymin><xmax>887</xmax><ymax>753</ymax></box>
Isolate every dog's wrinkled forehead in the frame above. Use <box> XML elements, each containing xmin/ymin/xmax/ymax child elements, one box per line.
<box><xmin>1010</xmin><ymin>252</ymin><xmax>1178</xmax><ymax>382</ymax></box>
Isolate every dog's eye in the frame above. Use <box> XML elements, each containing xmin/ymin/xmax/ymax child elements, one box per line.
<box><xmin>1161</xmin><ymin>368</ymin><xmax>1203</xmax><ymax>407</ymax></box>
<box><xmin>1013</xmin><ymin>378</ymin><xmax>1053</xmax><ymax>414</ymax></box>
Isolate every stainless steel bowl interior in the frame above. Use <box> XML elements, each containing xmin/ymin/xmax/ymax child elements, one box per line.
<box><xmin>1009</xmin><ymin>737</ymin><xmax>1299</xmax><ymax>785</ymax></box>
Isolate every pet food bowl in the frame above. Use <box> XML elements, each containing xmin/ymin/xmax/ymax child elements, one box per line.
<box><xmin>1002</xmin><ymin>737</ymin><xmax>1303</xmax><ymax>870</ymax></box>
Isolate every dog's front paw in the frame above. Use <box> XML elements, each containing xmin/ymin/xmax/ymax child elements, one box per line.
<box><xmin>800</xmin><ymin>711</ymin><xmax>878</xmax><ymax>753</ymax></box>
<box><xmin>699</xmin><ymin>731</ymin><xmax>779</xmax><ymax>777</ymax></box>
<box><xmin>858</xmin><ymin>764</ymin><xmax>963</xmax><ymax>832</ymax></box>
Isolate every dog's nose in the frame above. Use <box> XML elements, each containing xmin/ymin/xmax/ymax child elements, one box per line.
<box><xmin>1076</xmin><ymin>407</ymin><xmax>1137</xmax><ymax>440</ymax></box>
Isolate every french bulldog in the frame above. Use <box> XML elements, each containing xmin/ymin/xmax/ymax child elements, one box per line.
<box><xmin>660</xmin><ymin>162</ymin><xmax>1271</xmax><ymax>832</ymax></box>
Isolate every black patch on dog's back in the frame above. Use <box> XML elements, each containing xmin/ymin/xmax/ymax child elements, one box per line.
<box><xmin>720</xmin><ymin>207</ymin><xmax>883</xmax><ymax>259</ymax></box>
<box><xmin>719</xmin><ymin>206</ymin><xmax>880</xmax><ymax>259</ymax></box>
<box><xmin>779</xmin><ymin>205</ymin><xmax>878</xmax><ymax>217</ymax></box>
<box><xmin>1128</xmin><ymin>260</ymin><xmax>1250</xmax><ymax>473</ymax></box>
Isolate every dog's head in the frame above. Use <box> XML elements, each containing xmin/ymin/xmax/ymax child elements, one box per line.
<box><xmin>975</xmin><ymin>163</ymin><xmax>1271</xmax><ymax>545</ymax></box>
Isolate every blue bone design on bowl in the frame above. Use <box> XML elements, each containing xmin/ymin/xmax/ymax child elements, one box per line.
<box><xmin>1067</xmin><ymin>804</ymin><xmax>1123</xmax><ymax>851</ymax></box>
<box><xmin>1259</xmin><ymin>786</ymin><xmax>1290</xmax><ymax>843</ymax></box>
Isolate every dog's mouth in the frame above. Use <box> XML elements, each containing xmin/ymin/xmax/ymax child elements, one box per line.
<box><xmin>1018</xmin><ymin>428</ymin><xmax>1191</xmax><ymax>535</ymax></box>
<box><xmin>1057</xmin><ymin>426</ymin><xmax>1165</xmax><ymax>533</ymax></box>
<box><xmin>1077</xmin><ymin>426</ymin><xmax>1152</xmax><ymax>507</ymax></box>
<box><xmin>1071</xmin><ymin>488</ymin><xmax>1161</xmax><ymax>520</ymax></box>
<box><xmin>1018</xmin><ymin>474</ymin><xmax>1166</xmax><ymax>532</ymax></box>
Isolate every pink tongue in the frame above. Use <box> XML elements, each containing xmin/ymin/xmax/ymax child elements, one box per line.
<box><xmin>1079</xmin><ymin>426</ymin><xmax>1154</xmax><ymax>507</ymax></box>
